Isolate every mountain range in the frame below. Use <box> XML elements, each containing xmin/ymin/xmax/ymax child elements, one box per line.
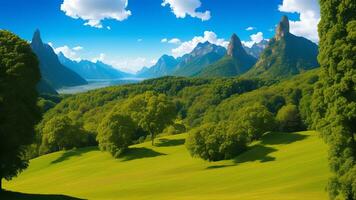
<box><xmin>58</xmin><ymin>53</ymin><xmax>132</xmax><ymax>80</ymax></box>
<box><xmin>31</xmin><ymin>30</ymin><xmax>87</xmax><ymax>93</ymax></box>
<box><xmin>32</xmin><ymin>15</ymin><xmax>319</xmax><ymax>95</ymax></box>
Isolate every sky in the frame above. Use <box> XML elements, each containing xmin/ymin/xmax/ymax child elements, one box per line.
<box><xmin>0</xmin><ymin>0</ymin><xmax>320</xmax><ymax>73</ymax></box>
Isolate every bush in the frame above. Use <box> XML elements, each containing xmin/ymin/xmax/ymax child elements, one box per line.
<box><xmin>97</xmin><ymin>113</ymin><xmax>136</xmax><ymax>158</ymax></box>
<box><xmin>185</xmin><ymin>122</ymin><xmax>248</xmax><ymax>161</ymax></box>
<box><xmin>40</xmin><ymin>116</ymin><xmax>89</xmax><ymax>154</ymax></box>
<box><xmin>276</xmin><ymin>104</ymin><xmax>301</xmax><ymax>132</ymax></box>
<box><xmin>232</xmin><ymin>103</ymin><xmax>276</xmax><ymax>141</ymax></box>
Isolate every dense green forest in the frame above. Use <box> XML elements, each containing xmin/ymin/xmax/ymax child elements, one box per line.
<box><xmin>0</xmin><ymin>0</ymin><xmax>355</xmax><ymax>199</ymax></box>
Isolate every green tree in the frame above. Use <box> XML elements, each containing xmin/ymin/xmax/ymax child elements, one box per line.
<box><xmin>276</xmin><ymin>104</ymin><xmax>301</xmax><ymax>132</ymax></box>
<box><xmin>0</xmin><ymin>31</ymin><xmax>41</xmax><ymax>190</ymax></box>
<box><xmin>232</xmin><ymin>103</ymin><xmax>276</xmax><ymax>141</ymax></box>
<box><xmin>185</xmin><ymin>122</ymin><xmax>248</xmax><ymax>161</ymax></box>
<box><xmin>123</xmin><ymin>92</ymin><xmax>176</xmax><ymax>145</ymax></box>
<box><xmin>97</xmin><ymin>113</ymin><xmax>136</xmax><ymax>157</ymax></box>
<box><xmin>40</xmin><ymin>116</ymin><xmax>88</xmax><ymax>153</ymax></box>
<box><xmin>312</xmin><ymin>1</ymin><xmax>356</xmax><ymax>199</ymax></box>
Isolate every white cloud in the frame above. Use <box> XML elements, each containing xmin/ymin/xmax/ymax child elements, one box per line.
<box><xmin>91</xmin><ymin>53</ymin><xmax>106</xmax><ymax>62</ymax></box>
<box><xmin>137</xmin><ymin>38</ymin><xmax>143</xmax><ymax>42</ymax></box>
<box><xmin>246</xmin><ymin>27</ymin><xmax>255</xmax><ymax>31</ymax></box>
<box><xmin>168</xmin><ymin>38</ymin><xmax>181</xmax><ymax>44</ymax></box>
<box><xmin>162</xmin><ymin>0</ymin><xmax>211</xmax><ymax>21</ymax></box>
<box><xmin>161</xmin><ymin>38</ymin><xmax>181</xmax><ymax>44</ymax></box>
<box><xmin>107</xmin><ymin>26</ymin><xmax>111</xmax><ymax>30</ymax></box>
<box><xmin>171</xmin><ymin>31</ymin><xmax>228</xmax><ymax>57</ymax></box>
<box><xmin>242</xmin><ymin>32</ymin><xmax>264</xmax><ymax>48</ymax></box>
<box><xmin>278</xmin><ymin>0</ymin><xmax>320</xmax><ymax>42</ymax></box>
<box><xmin>73</xmin><ymin>46</ymin><xmax>83</xmax><ymax>51</ymax></box>
<box><xmin>61</xmin><ymin>0</ymin><xmax>131</xmax><ymax>28</ymax></box>
<box><xmin>53</xmin><ymin>45</ymin><xmax>83</xmax><ymax>61</ymax></box>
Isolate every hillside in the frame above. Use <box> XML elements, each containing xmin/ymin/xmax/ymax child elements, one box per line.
<box><xmin>243</xmin><ymin>16</ymin><xmax>319</xmax><ymax>80</ymax></box>
<box><xmin>5</xmin><ymin>131</ymin><xmax>329</xmax><ymax>200</ymax></box>
<box><xmin>198</xmin><ymin>34</ymin><xmax>256</xmax><ymax>77</ymax></box>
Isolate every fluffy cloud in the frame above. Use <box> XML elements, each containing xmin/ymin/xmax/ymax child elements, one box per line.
<box><xmin>278</xmin><ymin>0</ymin><xmax>320</xmax><ymax>42</ymax></box>
<box><xmin>53</xmin><ymin>45</ymin><xmax>83</xmax><ymax>61</ymax></box>
<box><xmin>162</xmin><ymin>38</ymin><xmax>181</xmax><ymax>44</ymax></box>
<box><xmin>162</xmin><ymin>0</ymin><xmax>211</xmax><ymax>21</ymax></box>
<box><xmin>91</xmin><ymin>53</ymin><xmax>106</xmax><ymax>62</ymax></box>
<box><xmin>171</xmin><ymin>31</ymin><xmax>228</xmax><ymax>57</ymax></box>
<box><xmin>242</xmin><ymin>32</ymin><xmax>264</xmax><ymax>48</ymax></box>
<box><xmin>246</xmin><ymin>27</ymin><xmax>256</xmax><ymax>31</ymax></box>
<box><xmin>61</xmin><ymin>0</ymin><xmax>131</xmax><ymax>28</ymax></box>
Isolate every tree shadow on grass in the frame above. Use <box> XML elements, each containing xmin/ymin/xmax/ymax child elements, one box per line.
<box><xmin>51</xmin><ymin>147</ymin><xmax>97</xmax><ymax>164</ymax></box>
<box><xmin>0</xmin><ymin>190</ymin><xmax>85</xmax><ymax>200</ymax></box>
<box><xmin>206</xmin><ymin>164</ymin><xmax>235</xmax><ymax>170</ymax></box>
<box><xmin>260</xmin><ymin>132</ymin><xmax>308</xmax><ymax>145</ymax></box>
<box><xmin>155</xmin><ymin>138</ymin><xmax>185</xmax><ymax>147</ymax></box>
<box><xmin>233</xmin><ymin>144</ymin><xmax>277</xmax><ymax>164</ymax></box>
<box><xmin>121</xmin><ymin>147</ymin><xmax>166</xmax><ymax>161</ymax></box>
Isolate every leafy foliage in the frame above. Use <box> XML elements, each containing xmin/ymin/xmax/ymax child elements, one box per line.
<box><xmin>0</xmin><ymin>31</ymin><xmax>40</xmax><ymax>186</ymax></box>
<box><xmin>97</xmin><ymin>113</ymin><xmax>136</xmax><ymax>157</ymax></box>
<box><xmin>40</xmin><ymin>116</ymin><xmax>89</xmax><ymax>154</ymax></box>
<box><xmin>185</xmin><ymin>122</ymin><xmax>248</xmax><ymax>161</ymax></box>
<box><xmin>312</xmin><ymin>1</ymin><xmax>356</xmax><ymax>199</ymax></box>
<box><xmin>276</xmin><ymin>104</ymin><xmax>302</xmax><ymax>132</ymax></box>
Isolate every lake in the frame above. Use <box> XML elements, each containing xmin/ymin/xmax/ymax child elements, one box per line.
<box><xmin>57</xmin><ymin>78</ymin><xmax>144</xmax><ymax>94</ymax></box>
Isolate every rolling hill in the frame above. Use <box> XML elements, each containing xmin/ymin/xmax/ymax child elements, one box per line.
<box><xmin>4</xmin><ymin>131</ymin><xmax>329</xmax><ymax>200</ymax></box>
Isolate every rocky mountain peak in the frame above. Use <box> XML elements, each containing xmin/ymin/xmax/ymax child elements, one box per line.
<box><xmin>275</xmin><ymin>15</ymin><xmax>290</xmax><ymax>40</ymax></box>
<box><xmin>227</xmin><ymin>33</ymin><xmax>246</xmax><ymax>58</ymax></box>
<box><xmin>31</xmin><ymin>29</ymin><xmax>43</xmax><ymax>47</ymax></box>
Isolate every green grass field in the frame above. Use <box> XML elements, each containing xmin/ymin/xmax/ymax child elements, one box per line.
<box><xmin>4</xmin><ymin>131</ymin><xmax>330</xmax><ymax>200</ymax></box>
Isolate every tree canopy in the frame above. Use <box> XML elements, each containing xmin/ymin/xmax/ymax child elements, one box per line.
<box><xmin>312</xmin><ymin>0</ymin><xmax>356</xmax><ymax>199</ymax></box>
<box><xmin>0</xmin><ymin>30</ymin><xmax>41</xmax><ymax>190</ymax></box>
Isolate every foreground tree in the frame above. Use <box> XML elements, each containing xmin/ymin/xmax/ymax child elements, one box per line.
<box><xmin>312</xmin><ymin>1</ymin><xmax>356</xmax><ymax>199</ymax></box>
<box><xmin>123</xmin><ymin>92</ymin><xmax>176</xmax><ymax>145</ymax></box>
<box><xmin>97</xmin><ymin>113</ymin><xmax>136</xmax><ymax>157</ymax></box>
<box><xmin>0</xmin><ymin>31</ymin><xmax>41</xmax><ymax>190</ymax></box>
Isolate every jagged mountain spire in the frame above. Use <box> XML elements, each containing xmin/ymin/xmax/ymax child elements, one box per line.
<box><xmin>275</xmin><ymin>15</ymin><xmax>290</xmax><ymax>40</ymax></box>
<box><xmin>227</xmin><ymin>33</ymin><xmax>246</xmax><ymax>58</ymax></box>
<box><xmin>31</xmin><ymin>29</ymin><xmax>43</xmax><ymax>47</ymax></box>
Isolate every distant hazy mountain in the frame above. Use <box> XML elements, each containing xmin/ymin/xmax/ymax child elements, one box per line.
<box><xmin>31</xmin><ymin>30</ymin><xmax>87</xmax><ymax>91</ymax></box>
<box><xmin>58</xmin><ymin>53</ymin><xmax>132</xmax><ymax>80</ymax></box>
<box><xmin>243</xmin><ymin>40</ymin><xmax>269</xmax><ymax>58</ymax></box>
<box><xmin>173</xmin><ymin>42</ymin><xmax>226</xmax><ymax>77</ymax></box>
<box><xmin>136</xmin><ymin>55</ymin><xmax>179</xmax><ymax>78</ymax></box>
<box><xmin>198</xmin><ymin>34</ymin><xmax>257</xmax><ymax>77</ymax></box>
<box><xmin>243</xmin><ymin>16</ymin><xmax>319</xmax><ymax>79</ymax></box>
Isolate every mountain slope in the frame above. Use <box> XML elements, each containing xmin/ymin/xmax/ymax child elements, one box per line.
<box><xmin>136</xmin><ymin>55</ymin><xmax>178</xmax><ymax>78</ymax></box>
<box><xmin>5</xmin><ymin>131</ymin><xmax>329</xmax><ymax>200</ymax></box>
<box><xmin>30</xmin><ymin>30</ymin><xmax>87</xmax><ymax>89</ymax></box>
<box><xmin>198</xmin><ymin>34</ymin><xmax>257</xmax><ymax>77</ymax></box>
<box><xmin>243</xmin><ymin>16</ymin><xmax>319</xmax><ymax>79</ymax></box>
<box><xmin>173</xmin><ymin>42</ymin><xmax>226</xmax><ymax>76</ymax></box>
<box><xmin>58</xmin><ymin>53</ymin><xmax>131</xmax><ymax>80</ymax></box>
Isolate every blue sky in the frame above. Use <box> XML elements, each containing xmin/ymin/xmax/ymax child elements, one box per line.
<box><xmin>0</xmin><ymin>0</ymin><xmax>319</xmax><ymax>73</ymax></box>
